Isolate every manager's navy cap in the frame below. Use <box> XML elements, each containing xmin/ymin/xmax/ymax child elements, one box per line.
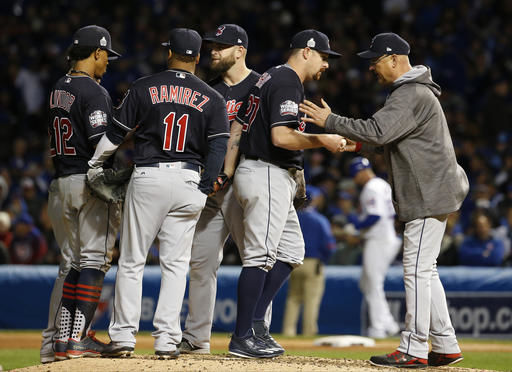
<box><xmin>349</xmin><ymin>157</ymin><xmax>372</xmax><ymax>177</ymax></box>
<box><xmin>290</xmin><ymin>29</ymin><xmax>341</xmax><ymax>58</ymax></box>
<box><xmin>162</xmin><ymin>28</ymin><xmax>202</xmax><ymax>57</ymax></box>
<box><xmin>71</xmin><ymin>25</ymin><xmax>121</xmax><ymax>59</ymax></box>
<box><xmin>357</xmin><ymin>32</ymin><xmax>410</xmax><ymax>59</ymax></box>
<box><xmin>203</xmin><ymin>24</ymin><xmax>248</xmax><ymax>49</ymax></box>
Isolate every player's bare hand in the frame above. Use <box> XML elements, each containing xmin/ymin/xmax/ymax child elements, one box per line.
<box><xmin>320</xmin><ymin>134</ymin><xmax>347</xmax><ymax>153</ymax></box>
<box><xmin>299</xmin><ymin>98</ymin><xmax>331</xmax><ymax>128</ymax></box>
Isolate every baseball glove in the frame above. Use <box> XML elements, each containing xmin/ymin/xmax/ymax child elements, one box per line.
<box><xmin>292</xmin><ymin>169</ymin><xmax>307</xmax><ymax>210</ymax></box>
<box><xmin>209</xmin><ymin>171</ymin><xmax>232</xmax><ymax>197</ymax></box>
<box><xmin>86</xmin><ymin>167</ymin><xmax>133</xmax><ymax>203</ymax></box>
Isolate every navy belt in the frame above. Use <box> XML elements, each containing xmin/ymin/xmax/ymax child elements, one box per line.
<box><xmin>136</xmin><ymin>161</ymin><xmax>201</xmax><ymax>173</ymax></box>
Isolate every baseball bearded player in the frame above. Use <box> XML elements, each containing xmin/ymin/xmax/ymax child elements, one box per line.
<box><xmin>299</xmin><ymin>32</ymin><xmax>468</xmax><ymax>368</ymax></box>
<box><xmin>223</xmin><ymin>30</ymin><xmax>344</xmax><ymax>358</ymax></box>
<box><xmin>179</xmin><ymin>24</ymin><xmax>261</xmax><ymax>354</ymax></box>
<box><xmin>46</xmin><ymin>25</ymin><xmax>122</xmax><ymax>360</ymax></box>
<box><xmin>88</xmin><ymin>28</ymin><xmax>229</xmax><ymax>360</ymax></box>
<box><xmin>349</xmin><ymin>157</ymin><xmax>400</xmax><ymax>339</ymax></box>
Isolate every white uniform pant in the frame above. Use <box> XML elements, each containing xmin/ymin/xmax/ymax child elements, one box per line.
<box><xmin>360</xmin><ymin>236</ymin><xmax>400</xmax><ymax>336</ymax></box>
<box><xmin>108</xmin><ymin>166</ymin><xmax>206</xmax><ymax>352</ymax></box>
<box><xmin>397</xmin><ymin>216</ymin><xmax>461</xmax><ymax>359</ymax></box>
<box><xmin>40</xmin><ymin>180</ymin><xmax>73</xmax><ymax>355</ymax></box>
<box><xmin>233</xmin><ymin>157</ymin><xmax>304</xmax><ymax>270</ymax></box>
<box><xmin>182</xmin><ymin>185</ymin><xmax>243</xmax><ymax>350</ymax></box>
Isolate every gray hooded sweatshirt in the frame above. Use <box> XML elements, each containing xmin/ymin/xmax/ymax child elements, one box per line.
<box><xmin>325</xmin><ymin>65</ymin><xmax>469</xmax><ymax>222</ymax></box>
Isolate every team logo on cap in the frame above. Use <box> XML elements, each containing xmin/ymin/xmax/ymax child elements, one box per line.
<box><xmin>307</xmin><ymin>38</ymin><xmax>316</xmax><ymax>48</ymax></box>
<box><xmin>100</xmin><ymin>37</ymin><xmax>107</xmax><ymax>47</ymax></box>
<box><xmin>280</xmin><ymin>100</ymin><xmax>298</xmax><ymax>116</ymax></box>
<box><xmin>386</xmin><ymin>47</ymin><xmax>392</xmax><ymax>51</ymax></box>
<box><xmin>216</xmin><ymin>26</ymin><xmax>226</xmax><ymax>36</ymax></box>
<box><xmin>74</xmin><ymin>39</ymin><xmax>79</xmax><ymax>44</ymax></box>
<box><xmin>186</xmin><ymin>49</ymin><xmax>193</xmax><ymax>54</ymax></box>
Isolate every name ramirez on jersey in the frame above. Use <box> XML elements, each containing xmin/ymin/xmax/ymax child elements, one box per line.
<box><xmin>148</xmin><ymin>85</ymin><xmax>210</xmax><ymax>112</ymax></box>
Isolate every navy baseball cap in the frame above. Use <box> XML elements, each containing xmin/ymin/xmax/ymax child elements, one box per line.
<box><xmin>162</xmin><ymin>28</ymin><xmax>202</xmax><ymax>57</ymax></box>
<box><xmin>203</xmin><ymin>24</ymin><xmax>248</xmax><ymax>48</ymax></box>
<box><xmin>71</xmin><ymin>25</ymin><xmax>121</xmax><ymax>59</ymax></box>
<box><xmin>357</xmin><ymin>32</ymin><xmax>410</xmax><ymax>59</ymax></box>
<box><xmin>290</xmin><ymin>29</ymin><xmax>341</xmax><ymax>58</ymax></box>
<box><xmin>349</xmin><ymin>157</ymin><xmax>371</xmax><ymax>177</ymax></box>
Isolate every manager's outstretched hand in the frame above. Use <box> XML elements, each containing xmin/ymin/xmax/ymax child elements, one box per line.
<box><xmin>299</xmin><ymin>98</ymin><xmax>331</xmax><ymax>128</ymax></box>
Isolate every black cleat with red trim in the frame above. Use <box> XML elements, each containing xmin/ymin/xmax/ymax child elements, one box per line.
<box><xmin>370</xmin><ymin>350</ymin><xmax>427</xmax><ymax>368</ymax></box>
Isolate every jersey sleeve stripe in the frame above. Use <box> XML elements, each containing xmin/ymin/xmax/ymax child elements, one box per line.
<box><xmin>113</xmin><ymin>117</ymin><xmax>132</xmax><ymax>131</ymax></box>
<box><xmin>235</xmin><ymin>116</ymin><xmax>247</xmax><ymax>124</ymax></box>
<box><xmin>88</xmin><ymin>131</ymin><xmax>106</xmax><ymax>140</ymax></box>
<box><xmin>271</xmin><ymin>120</ymin><xmax>298</xmax><ymax>126</ymax></box>
<box><xmin>207</xmin><ymin>132</ymin><xmax>230</xmax><ymax>139</ymax></box>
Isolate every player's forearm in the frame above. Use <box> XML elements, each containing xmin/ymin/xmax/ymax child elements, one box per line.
<box><xmin>199</xmin><ymin>136</ymin><xmax>228</xmax><ymax>194</ymax></box>
<box><xmin>223</xmin><ymin>121</ymin><xmax>243</xmax><ymax>178</ymax></box>
<box><xmin>88</xmin><ymin>133</ymin><xmax>120</xmax><ymax>168</ymax></box>
<box><xmin>271</xmin><ymin>126</ymin><xmax>324</xmax><ymax>150</ymax></box>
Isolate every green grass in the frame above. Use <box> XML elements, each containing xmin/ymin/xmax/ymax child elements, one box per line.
<box><xmin>0</xmin><ymin>349</ymin><xmax>40</xmax><ymax>371</ymax></box>
<box><xmin>1</xmin><ymin>334</ymin><xmax>512</xmax><ymax>371</ymax></box>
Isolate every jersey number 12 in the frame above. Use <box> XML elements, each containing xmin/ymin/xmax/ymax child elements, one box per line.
<box><xmin>50</xmin><ymin>116</ymin><xmax>76</xmax><ymax>156</ymax></box>
<box><xmin>163</xmin><ymin>112</ymin><xmax>188</xmax><ymax>152</ymax></box>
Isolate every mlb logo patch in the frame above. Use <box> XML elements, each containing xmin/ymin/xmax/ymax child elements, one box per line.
<box><xmin>89</xmin><ymin>110</ymin><xmax>108</xmax><ymax>128</ymax></box>
<box><xmin>280</xmin><ymin>100</ymin><xmax>298</xmax><ymax>116</ymax></box>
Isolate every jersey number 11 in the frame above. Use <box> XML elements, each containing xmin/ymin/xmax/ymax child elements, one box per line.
<box><xmin>163</xmin><ymin>112</ymin><xmax>188</xmax><ymax>152</ymax></box>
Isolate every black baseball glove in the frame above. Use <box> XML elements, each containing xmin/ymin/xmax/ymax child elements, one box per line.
<box><xmin>86</xmin><ymin>167</ymin><xmax>133</xmax><ymax>203</ymax></box>
<box><xmin>209</xmin><ymin>171</ymin><xmax>232</xmax><ymax>196</ymax></box>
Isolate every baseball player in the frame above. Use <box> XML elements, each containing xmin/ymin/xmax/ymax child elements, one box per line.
<box><xmin>349</xmin><ymin>157</ymin><xmax>400</xmax><ymax>339</ymax></box>
<box><xmin>223</xmin><ymin>29</ymin><xmax>344</xmax><ymax>358</ymax></box>
<box><xmin>89</xmin><ymin>28</ymin><xmax>229</xmax><ymax>360</ymax></box>
<box><xmin>299</xmin><ymin>32</ymin><xmax>468</xmax><ymax>367</ymax></box>
<box><xmin>179</xmin><ymin>24</ymin><xmax>261</xmax><ymax>355</ymax></box>
<box><xmin>46</xmin><ymin>25</ymin><xmax>122</xmax><ymax>360</ymax></box>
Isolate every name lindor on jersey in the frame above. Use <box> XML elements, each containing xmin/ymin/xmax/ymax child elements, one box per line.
<box><xmin>148</xmin><ymin>85</ymin><xmax>210</xmax><ymax>112</ymax></box>
<box><xmin>49</xmin><ymin>89</ymin><xmax>76</xmax><ymax>112</ymax></box>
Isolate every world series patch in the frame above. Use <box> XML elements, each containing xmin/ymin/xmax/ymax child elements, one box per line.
<box><xmin>280</xmin><ymin>100</ymin><xmax>298</xmax><ymax>116</ymax></box>
<box><xmin>89</xmin><ymin>110</ymin><xmax>108</xmax><ymax>128</ymax></box>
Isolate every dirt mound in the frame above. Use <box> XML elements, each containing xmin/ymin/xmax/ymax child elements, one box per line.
<box><xmin>11</xmin><ymin>354</ymin><xmax>486</xmax><ymax>372</ymax></box>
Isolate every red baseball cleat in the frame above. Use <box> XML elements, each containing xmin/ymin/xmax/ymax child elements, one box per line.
<box><xmin>370</xmin><ymin>350</ymin><xmax>427</xmax><ymax>368</ymax></box>
<box><xmin>428</xmin><ymin>351</ymin><xmax>463</xmax><ymax>366</ymax></box>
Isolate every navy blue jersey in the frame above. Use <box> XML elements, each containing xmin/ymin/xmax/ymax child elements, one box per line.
<box><xmin>209</xmin><ymin>70</ymin><xmax>260</xmax><ymax>123</ymax></box>
<box><xmin>113</xmin><ymin>69</ymin><xmax>229</xmax><ymax>166</ymax></box>
<box><xmin>236</xmin><ymin>64</ymin><xmax>306</xmax><ymax>170</ymax></box>
<box><xmin>49</xmin><ymin>75</ymin><xmax>113</xmax><ymax>178</ymax></box>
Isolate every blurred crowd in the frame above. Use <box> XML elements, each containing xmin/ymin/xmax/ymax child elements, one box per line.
<box><xmin>0</xmin><ymin>0</ymin><xmax>511</xmax><ymax>266</ymax></box>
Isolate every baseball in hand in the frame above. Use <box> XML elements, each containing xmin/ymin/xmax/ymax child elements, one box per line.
<box><xmin>341</xmin><ymin>138</ymin><xmax>347</xmax><ymax>147</ymax></box>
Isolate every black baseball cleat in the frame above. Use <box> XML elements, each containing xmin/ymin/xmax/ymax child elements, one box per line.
<box><xmin>428</xmin><ymin>351</ymin><xmax>463</xmax><ymax>366</ymax></box>
<box><xmin>252</xmin><ymin>320</ymin><xmax>284</xmax><ymax>355</ymax></box>
<box><xmin>66</xmin><ymin>331</ymin><xmax>108</xmax><ymax>358</ymax></box>
<box><xmin>178</xmin><ymin>338</ymin><xmax>210</xmax><ymax>354</ymax></box>
<box><xmin>155</xmin><ymin>349</ymin><xmax>180</xmax><ymax>360</ymax></box>
<box><xmin>229</xmin><ymin>332</ymin><xmax>281</xmax><ymax>359</ymax></box>
<box><xmin>370</xmin><ymin>350</ymin><xmax>427</xmax><ymax>368</ymax></box>
<box><xmin>101</xmin><ymin>342</ymin><xmax>134</xmax><ymax>358</ymax></box>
